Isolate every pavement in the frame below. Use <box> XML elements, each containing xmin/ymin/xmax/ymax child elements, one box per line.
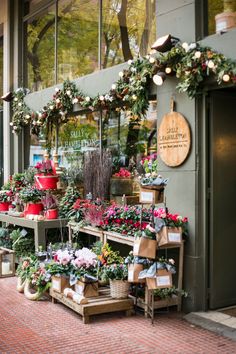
<box><xmin>1</xmin><ymin>277</ymin><xmax>236</xmax><ymax>353</ymax></box>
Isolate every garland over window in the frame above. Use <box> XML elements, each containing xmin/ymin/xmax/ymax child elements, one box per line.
<box><xmin>10</xmin><ymin>41</ymin><xmax>236</xmax><ymax>135</ymax></box>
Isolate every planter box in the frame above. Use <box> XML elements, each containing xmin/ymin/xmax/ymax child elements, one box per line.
<box><xmin>128</xmin><ymin>263</ymin><xmax>145</xmax><ymax>283</ymax></box>
<box><xmin>110</xmin><ymin>178</ymin><xmax>134</xmax><ymax>196</ymax></box>
<box><xmin>139</xmin><ymin>185</ymin><xmax>164</xmax><ymax>204</ymax></box>
<box><xmin>146</xmin><ymin>269</ymin><xmax>172</xmax><ymax>290</ymax></box>
<box><xmin>133</xmin><ymin>236</ymin><xmax>157</xmax><ymax>259</ymax></box>
<box><xmin>157</xmin><ymin>226</ymin><xmax>182</xmax><ymax>246</ymax></box>
<box><xmin>75</xmin><ymin>280</ymin><xmax>98</xmax><ymax>298</ymax></box>
<box><xmin>51</xmin><ymin>275</ymin><xmax>70</xmax><ymax>293</ymax></box>
<box><xmin>0</xmin><ymin>247</ymin><xmax>15</xmax><ymax>278</ymax></box>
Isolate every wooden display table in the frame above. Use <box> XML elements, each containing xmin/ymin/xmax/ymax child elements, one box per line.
<box><xmin>68</xmin><ymin>223</ymin><xmax>104</xmax><ymax>243</ymax></box>
<box><xmin>50</xmin><ymin>287</ymin><xmax>134</xmax><ymax>324</ymax></box>
<box><xmin>103</xmin><ymin>231</ymin><xmax>134</xmax><ymax>246</ymax></box>
<box><xmin>0</xmin><ymin>213</ymin><xmax>67</xmax><ymax>251</ymax></box>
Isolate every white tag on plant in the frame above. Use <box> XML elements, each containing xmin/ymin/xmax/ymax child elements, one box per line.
<box><xmin>168</xmin><ymin>232</ymin><xmax>181</xmax><ymax>242</ymax></box>
<box><xmin>20</xmin><ymin>228</ymin><xmax>28</xmax><ymax>237</ymax></box>
<box><xmin>52</xmin><ymin>278</ymin><xmax>61</xmax><ymax>292</ymax></box>
<box><xmin>156</xmin><ymin>275</ymin><xmax>171</xmax><ymax>287</ymax></box>
<box><xmin>133</xmin><ymin>243</ymin><xmax>139</xmax><ymax>254</ymax></box>
<box><xmin>140</xmin><ymin>191</ymin><xmax>153</xmax><ymax>203</ymax></box>
<box><xmin>128</xmin><ymin>270</ymin><xmax>134</xmax><ymax>281</ymax></box>
<box><xmin>75</xmin><ymin>284</ymin><xmax>84</xmax><ymax>295</ymax></box>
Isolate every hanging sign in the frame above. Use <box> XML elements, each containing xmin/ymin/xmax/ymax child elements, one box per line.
<box><xmin>157</xmin><ymin>111</ymin><xmax>191</xmax><ymax>167</ymax></box>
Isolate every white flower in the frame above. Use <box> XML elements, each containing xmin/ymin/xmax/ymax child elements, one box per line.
<box><xmin>132</xmin><ymin>94</ymin><xmax>137</xmax><ymax>101</ymax></box>
<box><xmin>169</xmin><ymin>258</ymin><xmax>175</xmax><ymax>265</ymax></box>
<box><xmin>66</xmin><ymin>90</ymin><xmax>71</xmax><ymax>96</ymax></box>
<box><xmin>111</xmin><ymin>84</ymin><xmax>116</xmax><ymax>90</ymax></box>
<box><xmin>194</xmin><ymin>51</ymin><xmax>201</xmax><ymax>59</ymax></box>
<box><xmin>105</xmin><ymin>94</ymin><xmax>110</xmax><ymax>100</ymax></box>
<box><xmin>99</xmin><ymin>95</ymin><xmax>104</xmax><ymax>101</ymax></box>
<box><xmin>149</xmin><ymin>57</ymin><xmax>155</xmax><ymax>64</ymax></box>
<box><xmin>208</xmin><ymin>60</ymin><xmax>215</xmax><ymax>69</ymax></box>
<box><xmin>10</xmin><ymin>122</ymin><xmax>13</xmax><ymax>126</ymax></box>
<box><xmin>18</xmin><ymin>102</ymin><xmax>22</xmax><ymax>107</ymax></box>
<box><xmin>72</xmin><ymin>98</ymin><xmax>79</xmax><ymax>104</ymax></box>
<box><xmin>145</xmin><ymin>55</ymin><xmax>150</xmax><ymax>59</ymax></box>
<box><xmin>182</xmin><ymin>42</ymin><xmax>189</xmax><ymax>51</ymax></box>
<box><xmin>189</xmin><ymin>43</ymin><xmax>197</xmax><ymax>50</ymax></box>
<box><xmin>128</xmin><ymin>59</ymin><xmax>133</xmax><ymax>65</ymax></box>
<box><xmin>56</xmin><ymin>98</ymin><xmax>60</xmax><ymax>103</ymax></box>
<box><xmin>131</xmin><ymin>67</ymin><xmax>136</xmax><ymax>73</ymax></box>
<box><xmin>14</xmin><ymin>97</ymin><xmax>18</xmax><ymax>102</ymax></box>
<box><xmin>119</xmin><ymin>71</ymin><xmax>124</xmax><ymax>78</ymax></box>
<box><xmin>55</xmin><ymin>87</ymin><xmax>60</xmax><ymax>92</ymax></box>
<box><xmin>223</xmin><ymin>74</ymin><xmax>230</xmax><ymax>82</ymax></box>
<box><xmin>38</xmin><ymin>112</ymin><xmax>42</xmax><ymax>118</ymax></box>
<box><xmin>26</xmin><ymin>114</ymin><xmax>30</xmax><ymax>119</ymax></box>
<box><xmin>49</xmin><ymin>105</ymin><xmax>54</xmax><ymax>110</ymax></box>
<box><xmin>165</xmin><ymin>67</ymin><xmax>172</xmax><ymax>74</ymax></box>
<box><xmin>85</xmin><ymin>96</ymin><xmax>90</xmax><ymax>102</ymax></box>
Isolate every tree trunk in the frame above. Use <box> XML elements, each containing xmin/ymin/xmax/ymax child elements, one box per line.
<box><xmin>117</xmin><ymin>0</ymin><xmax>133</xmax><ymax>61</ymax></box>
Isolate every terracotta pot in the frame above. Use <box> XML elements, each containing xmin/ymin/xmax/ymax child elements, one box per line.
<box><xmin>45</xmin><ymin>209</ymin><xmax>58</xmax><ymax>220</ymax></box>
<box><xmin>34</xmin><ymin>174</ymin><xmax>58</xmax><ymax>190</ymax></box>
<box><xmin>0</xmin><ymin>202</ymin><xmax>10</xmax><ymax>211</ymax></box>
<box><xmin>24</xmin><ymin>202</ymin><xmax>44</xmax><ymax>216</ymax></box>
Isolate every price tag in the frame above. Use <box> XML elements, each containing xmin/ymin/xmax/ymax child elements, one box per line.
<box><xmin>156</xmin><ymin>275</ymin><xmax>171</xmax><ymax>287</ymax></box>
<box><xmin>20</xmin><ymin>229</ymin><xmax>28</xmax><ymax>237</ymax></box>
<box><xmin>52</xmin><ymin>278</ymin><xmax>61</xmax><ymax>292</ymax></box>
<box><xmin>75</xmin><ymin>284</ymin><xmax>84</xmax><ymax>295</ymax></box>
<box><xmin>128</xmin><ymin>270</ymin><xmax>134</xmax><ymax>282</ymax></box>
<box><xmin>133</xmin><ymin>242</ymin><xmax>139</xmax><ymax>254</ymax></box>
<box><xmin>140</xmin><ymin>191</ymin><xmax>153</xmax><ymax>203</ymax></box>
<box><xmin>168</xmin><ymin>232</ymin><xmax>181</xmax><ymax>242</ymax></box>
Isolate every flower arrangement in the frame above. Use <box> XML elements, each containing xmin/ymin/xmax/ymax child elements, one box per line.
<box><xmin>35</xmin><ymin>160</ymin><xmax>53</xmax><ymax>175</ymax></box>
<box><xmin>16</xmin><ymin>257</ymin><xmax>36</xmax><ymax>281</ymax></box>
<box><xmin>10</xmin><ymin>42</ymin><xmax>236</xmax><ymax>135</ymax></box>
<box><xmin>0</xmin><ymin>190</ymin><xmax>13</xmax><ymax>203</ymax></box>
<box><xmin>93</xmin><ymin>242</ymin><xmax>123</xmax><ymax>266</ymax></box>
<box><xmin>101</xmin><ymin>263</ymin><xmax>128</xmax><ymax>281</ymax></box>
<box><xmin>19</xmin><ymin>187</ymin><xmax>42</xmax><ymax>204</ymax></box>
<box><xmin>48</xmin><ymin>249</ymin><xmax>74</xmax><ymax>276</ymax></box>
<box><xmin>134</xmin><ymin>224</ymin><xmax>156</xmax><ymax>240</ymax></box>
<box><xmin>42</xmin><ymin>193</ymin><xmax>58</xmax><ymax>210</ymax></box>
<box><xmin>113</xmin><ymin>168</ymin><xmax>131</xmax><ymax>178</ymax></box>
<box><xmin>72</xmin><ymin>247</ymin><xmax>97</xmax><ymax>279</ymax></box>
<box><xmin>154</xmin><ymin>208</ymin><xmax>188</xmax><ymax>229</ymax></box>
<box><xmin>28</xmin><ymin>263</ymin><xmax>51</xmax><ymax>295</ymax></box>
<box><xmin>59</xmin><ymin>185</ymin><xmax>81</xmax><ymax>219</ymax></box>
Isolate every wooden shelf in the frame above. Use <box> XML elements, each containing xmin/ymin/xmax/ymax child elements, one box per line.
<box><xmin>129</xmin><ymin>294</ymin><xmax>179</xmax><ymax>310</ymax></box>
<box><xmin>50</xmin><ymin>287</ymin><xmax>134</xmax><ymax>324</ymax></box>
<box><xmin>103</xmin><ymin>231</ymin><xmax>134</xmax><ymax>246</ymax></box>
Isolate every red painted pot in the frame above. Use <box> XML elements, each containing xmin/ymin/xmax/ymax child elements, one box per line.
<box><xmin>45</xmin><ymin>209</ymin><xmax>58</xmax><ymax>220</ymax></box>
<box><xmin>35</xmin><ymin>174</ymin><xmax>58</xmax><ymax>190</ymax></box>
<box><xmin>24</xmin><ymin>202</ymin><xmax>44</xmax><ymax>216</ymax></box>
<box><xmin>0</xmin><ymin>202</ymin><xmax>10</xmax><ymax>211</ymax></box>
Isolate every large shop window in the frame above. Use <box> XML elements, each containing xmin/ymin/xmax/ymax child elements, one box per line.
<box><xmin>0</xmin><ymin>26</ymin><xmax>3</xmax><ymax>106</ymax></box>
<box><xmin>23</xmin><ymin>0</ymin><xmax>156</xmax><ymax>90</ymax></box>
<box><xmin>29</xmin><ymin>101</ymin><xmax>157</xmax><ymax>172</ymax></box>
<box><xmin>208</xmin><ymin>0</ymin><xmax>236</xmax><ymax>35</ymax></box>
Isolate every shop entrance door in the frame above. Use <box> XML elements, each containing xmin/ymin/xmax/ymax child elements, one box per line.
<box><xmin>209</xmin><ymin>90</ymin><xmax>236</xmax><ymax>309</ymax></box>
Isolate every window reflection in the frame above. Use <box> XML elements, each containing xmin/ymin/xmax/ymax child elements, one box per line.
<box><xmin>0</xmin><ymin>30</ymin><xmax>3</xmax><ymax>106</ymax></box>
<box><xmin>57</xmin><ymin>0</ymin><xmax>99</xmax><ymax>83</ymax></box>
<box><xmin>26</xmin><ymin>5</ymin><xmax>55</xmax><ymax>91</ymax></box>
<box><xmin>102</xmin><ymin>0</ymin><xmax>156</xmax><ymax>68</ymax></box>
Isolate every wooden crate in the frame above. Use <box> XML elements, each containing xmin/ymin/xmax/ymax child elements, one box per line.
<box><xmin>139</xmin><ymin>185</ymin><xmax>164</xmax><ymax>204</ymax></box>
<box><xmin>50</xmin><ymin>287</ymin><xmax>134</xmax><ymax>324</ymax></box>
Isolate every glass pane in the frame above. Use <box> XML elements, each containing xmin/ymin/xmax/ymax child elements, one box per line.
<box><xmin>26</xmin><ymin>5</ymin><xmax>55</xmax><ymax>91</ymax></box>
<box><xmin>102</xmin><ymin>101</ymin><xmax>157</xmax><ymax>170</ymax></box>
<box><xmin>102</xmin><ymin>0</ymin><xmax>156</xmax><ymax>68</ymax></box>
<box><xmin>0</xmin><ymin>34</ymin><xmax>3</xmax><ymax>107</ymax></box>
<box><xmin>208</xmin><ymin>0</ymin><xmax>224</xmax><ymax>35</ymax></box>
<box><xmin>24</xmin><ymin>0</ymin><xmax>48</xmax><ymax>16</ymax></box>
<box><xmin>57</xmin><ymin>0</ymin><xmax>99</xmax><ymax>82</ymax></box>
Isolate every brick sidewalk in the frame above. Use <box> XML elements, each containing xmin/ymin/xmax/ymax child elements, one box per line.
<box><xmin>0</xmin><ymin>277</ymin><xmax>236</xmax><ymax>354</ymax></box>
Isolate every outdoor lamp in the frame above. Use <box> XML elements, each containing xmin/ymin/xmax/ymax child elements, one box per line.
<box><xmin>151</xmin><ymin>34</ymin><xmax>179</xmax><ymax>53</ymax></box>
<box><xmin>1</xmin><ymin>91</ymin><xmax>13</xmax><ymax>102</ymax></box>
<box><xmin>153</xmin><ymin>72</ymin><xmax>166</xmax><ymax>86</ymax></box>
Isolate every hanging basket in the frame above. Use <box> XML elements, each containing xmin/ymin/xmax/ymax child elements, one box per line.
<box><xmin>0</xmin><ymin>202</ymin><xmax>10</xmax><ymax>212</ymax></box>
<box><xmin>34</xmin><ymin>174</ymin><xmax>58</xmax><ymax>190</ymax></box>
<box><xmin>24</xmin><ymin>202</ymin><xmax>44</xmax><ymax>216</ymax></box>
<box><xmin>109</xmin><ymin>279</ymin><xmax>130</xmax><ymax>299</ymax></box>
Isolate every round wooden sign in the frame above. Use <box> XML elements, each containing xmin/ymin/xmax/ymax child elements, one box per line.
<box><xmin>157</xmin><ymin>111</ymin><xmax>191</xmax><ymax>167</ymax></box>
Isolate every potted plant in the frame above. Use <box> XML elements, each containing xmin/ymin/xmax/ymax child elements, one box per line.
<box><xmin>154</xmin><ymin>208</ymin><xmax>188</xmax><ymax>246</ymax></box>
<box><xmin>19</xmin><ymin>187</ymin><xmax>43</xmax><ymax>216</ymax></box>
<box><xmin>42</xmin><ymin>193</ymin><xmax>58</xmax><ymax>219</ymax></box>
<box><xmin>102</xmin><ymin>263</ymin><xmax>129</xmax><ymax>299</ymax></box>
<box><xmin>0</xmin><ymin>190</ymin><xmax>13</xmax><ymax>211</ymax></box>
<box><xmin>133</xmin><ymin>224</ymin><xmax>157</xmax><ymax>259</ymax></box>
<box><xmin>72</xmin><ymin>247</ymin><xmax>98</xmax><ymax>297</ymax></box>
<box><xmin>34</xmin><ymin>159</ymin><xmax>58</xmax><ymax>190</ymax></box>
<box><xmin>48</xmin><ymin>249</ymin><xmax>74</xmax><ymax>293</ymax></box>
